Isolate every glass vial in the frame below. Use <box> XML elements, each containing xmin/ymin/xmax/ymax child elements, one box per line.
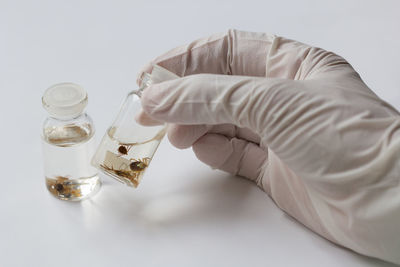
<box><xmin>42</xmin><ymin>83</ymin><xmax>101</xmax><ymax>201</ymax></box>
<box><xmin>91</xmin><ymin>65</ymin><xmax>179</xmax><ymax>188</ymax></box>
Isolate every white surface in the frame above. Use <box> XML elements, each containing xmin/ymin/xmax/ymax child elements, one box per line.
<box><xmin>1</xmin><ymin>0</ymin><xmax>399</xmax><ymax>266</ymax></box>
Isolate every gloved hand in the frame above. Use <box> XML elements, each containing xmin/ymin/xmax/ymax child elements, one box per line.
<box><xmin>136</xmin><ymin>29</ymin><xmax>400</xmax><ymax>265</ymax></box>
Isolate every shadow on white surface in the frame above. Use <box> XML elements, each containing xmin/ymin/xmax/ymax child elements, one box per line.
<box><xmin>80</xmin><ymin>172</ymin><xmax>254</xmax><ymax>229</ymax></box>
<box><xmin>76</xmin><ymin>171</ymin><xmax>398</xmax><ymax>267</ymax></box>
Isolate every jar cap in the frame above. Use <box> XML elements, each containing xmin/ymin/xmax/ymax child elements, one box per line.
<box><xmin>42</xmin><ymin>82</ymin><xmax>88</xmax><ymax>119</ymax></box>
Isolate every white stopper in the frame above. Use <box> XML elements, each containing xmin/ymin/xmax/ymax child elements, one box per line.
<box><xmin>42</xmin><ymin>82</ymin><xmax>88</xmax><ymax>119</ymax></box>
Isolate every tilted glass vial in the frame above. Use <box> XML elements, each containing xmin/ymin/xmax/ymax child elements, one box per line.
<box><xmin>91</xmin><ymin>65</ymin><xmax>179</xmax><ymax>188</ymax></box>
<box><xmin>42</xmin><ymin>83</ymin><xmax>101</xmax><ymax>201</ymax></box>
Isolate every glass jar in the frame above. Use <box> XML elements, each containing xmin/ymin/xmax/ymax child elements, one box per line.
<box><xmin>91</xmin><ymin>65</ymin><xmax>179</xmax><ymax>188</ymax></box>
<box><xmin>42</xmin><ymin>83</ymin><xmax>101</xmax><ymax>201</ymax></box>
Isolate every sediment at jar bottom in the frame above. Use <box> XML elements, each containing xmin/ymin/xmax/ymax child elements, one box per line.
<box><xmin>46</xmin><ymin>175</ymin><xmax>101</xmax><ymax>201</ymax></box>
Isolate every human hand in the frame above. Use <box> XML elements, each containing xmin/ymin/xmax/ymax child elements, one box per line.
<box><xmin>136</xmin><ymin>30</ymin><xmax>400</xmax><ymax>264</ymax></box>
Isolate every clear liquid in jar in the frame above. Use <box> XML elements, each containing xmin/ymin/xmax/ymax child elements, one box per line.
<box><xmin>42</xmin><ymin>124</ymin><xmax>101</xmax><ymax>201</ymax></box>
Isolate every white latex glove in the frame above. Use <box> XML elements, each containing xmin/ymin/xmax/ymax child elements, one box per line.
<box><xmin>136</xmin><ymin>30</ymin><xmax>400</xmax><ymax>265</ymax></box>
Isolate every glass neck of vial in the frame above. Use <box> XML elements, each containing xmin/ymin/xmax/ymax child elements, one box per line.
<box><xmin>133</xmin><ymin>72</ymin><xmax>152</xmax><ymax>97</ymax></box>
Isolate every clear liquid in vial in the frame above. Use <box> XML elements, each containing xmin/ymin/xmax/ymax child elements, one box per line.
<box><xmin>93</xmin><ymin>126</ymin><xmax>166</xmax><ymax>187</ymax></box>
<box><xmin>42</xmin><ymin>124</ymin><xmax>100</xmax><ymax>201</ymax></box>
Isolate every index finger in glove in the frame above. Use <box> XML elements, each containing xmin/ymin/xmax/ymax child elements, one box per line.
<box><xmin>137</xmin><ymin>29</ymin><xmax>275</xmax><ymax>84</ymax></box>
<box><xmin>140</xmin><ymin>74</ymin><xmax>297</xmax><ymax>135</ymax></box>
<box><xmin>138</xmin><ymin>29</ymin><xmax>354</xmax><ymax>86</ymax></box>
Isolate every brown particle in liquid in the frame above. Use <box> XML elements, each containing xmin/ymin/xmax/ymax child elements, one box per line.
<box><xmin>130</xmin><ymin>161</ymin><xmax>147</xmax><ymax>171</ymax></box>
<box><xmin>118</xmin><ymin>145</ymin><xmax>128</xmax><ymax>155</ymax></box>
<box><xmin>100</xmin><ymin>164</ymin><xmax>140</xmax><ymax>187</ymax></box>
<box><xmin>46</xmin><ymin>176</ymin><xmax>83</xmax><ymax>198</ymax></box>
<box><xmin>55</xmin><ymin>183</ymin><xmax>64</xmax><ymax>192</ymax></box>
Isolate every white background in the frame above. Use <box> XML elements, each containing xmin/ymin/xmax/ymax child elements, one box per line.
<box><xmin>1</xmin><ymin>0</ymin><xmax>400</xmax><ymax>266</ymax></box>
